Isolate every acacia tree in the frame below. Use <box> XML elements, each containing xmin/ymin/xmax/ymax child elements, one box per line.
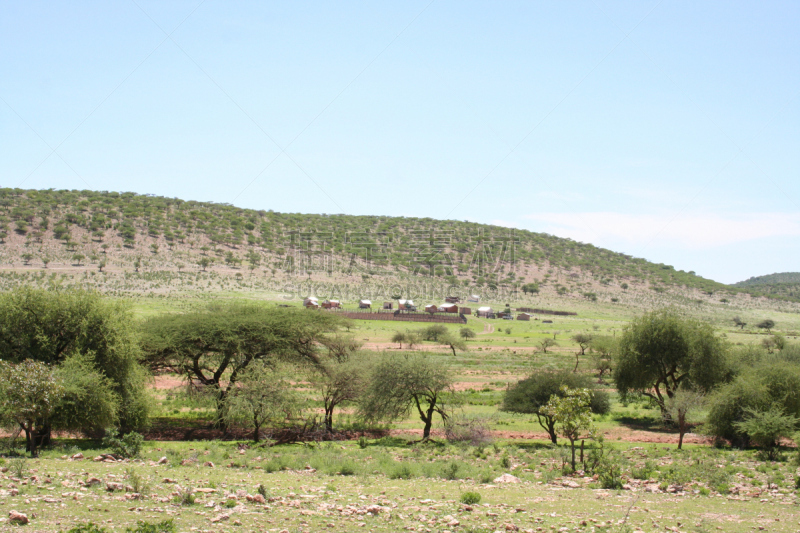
<box><xmin>589</xmin><ymin>336</ymin><xmax>616</xmax><ymax>378</ymax></box>
<box><xmin>0</xmin><ymin>360</ymin><xmax>64</xmax><ymax>456</ymax></box>
<box><xmin>757</xmin><ymin>319</ymin><xmax>775</xmax><ymax>333</ymax></box>
<box><xmin>0</xmin><ymin>287</ymin><xmax>150</xmax><ymax>439</ymax></box>
<box><xmin>613</xmin><ymin>308</ymin><xmax>729</xmax><ymax>414</ymax></box>
<box><xmin>391</xmin><ymin>331</ymin><xmax>407</xmax><ymax>348</ymax></box>
<box><xmin>571</xmin><ymin>333</ymin><xmax>593</xmax><ymax>371</ymax></box>
<box><xmin>663</xmin><ymin>388</ymin><xmax>705</xmax><ymax>450</ymax></box>
<box><xmin>140</xmin><ymin>304</ymin><xmax>342</xmax><ymax>423</ymax></box>
<box><xmin>311</xmin><ymin>353</ymin><xmax>369</xmax><ymax>432</ymax></box>
<box><xmin>222</xmin><ymin>361</ymin><xmax>300</xmax><ymax>442</ymax></box>
<box><xmin>438</xmin><ymin>333</ymin><xmax>467</xmax><ymax>356</ymax></box>
<box><xmin>359</xmin><ymin>354</ymin><xmax>458</xmax><ymax>441</ymax></box>
<box><xmin>541</xmin><ymin>387</ymin><xmax>596</xmax><ymax>471</ymax></box>
<box><xmin>538</xmin><ymin>338</ymin><xmax>557</xmax><ymax>354</ymax></box>
<box><xmin>502</xmin><ymin>371</ymin><xmax>609</xmax><ymax>444</ymax></box>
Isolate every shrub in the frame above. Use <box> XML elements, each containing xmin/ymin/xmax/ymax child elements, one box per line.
<box><xmin>357</xmin><ymin>436</ymin><xmax>369</xmax><ymax>449</ymax></box>
<box><xmin>389</xmin><ymin>464</ymin><xmax>414</xmax><ymax>480</ymax></box>
<box><xmin>444</xmin><ymin>415</ymin><xmax>494</xmax><ymax>447</ymax></box>
<box><xmin>257</xmin><ymin>484</ymin><xmax>269</xmax><ymax>499</ymax></box>
<box><xmin>125</xmin><ymin>519</ymin><xmax>176</xmax><ymax>533</ymax></box>
<box><xmin>734</xmin><ymin>406</ymin><xmax>798</xmax><ymax>460</ymax></box>
<box><xmin>441</xmin><ymin>461</ymin><xmax>461</xmax><ymax>480</ymax></box>
<box><xmin>460</xmin><ymin>491</ymin><xmax>481</xmax><ymax>505</ymax></box>
<box><xmin>102</xmin><ymin>429</ymin><xmax>144</xmax><ymax>458</ymax></box>
<box><xmin>67</xmin><ymin>524</ymin><xmax>109</xmax><ymax>533</ymax></box>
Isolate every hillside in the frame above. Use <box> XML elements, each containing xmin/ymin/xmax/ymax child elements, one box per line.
<box><xmin>0</xmin><ymin>188</ymin><xmax>793</xmax><ymax>307</ymax></box>
<box><xmin>733</xmin><ymin>272</ymin><xmax>800</xmax><ymax>302</ymax></box>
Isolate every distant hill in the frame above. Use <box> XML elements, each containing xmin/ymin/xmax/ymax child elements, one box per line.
<box><xmin>0</xmin><ymin>188</ymin><xmax>791</xmax><ymax>303</ymax></box>
<box><xmin>734</xmin><ymin>273</ymin><xmax>800</xmax><ymax>287</ymax></box>
<box><xmin>733</xmin><ymin>273</ymin><xmax>800</xmax><ymax>302</ymax></box>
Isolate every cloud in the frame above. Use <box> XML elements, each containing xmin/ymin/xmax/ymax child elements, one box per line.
<box><xmin>522</xmin><ymin>212</ymin><xmax>800</xmax><ymax>249</ymax></box>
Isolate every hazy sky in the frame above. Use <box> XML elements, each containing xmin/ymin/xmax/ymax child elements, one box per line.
<box><xmin>1</xmin><ymin>1</ymin><xmax>798</xmax><ymax>284</ymax></box>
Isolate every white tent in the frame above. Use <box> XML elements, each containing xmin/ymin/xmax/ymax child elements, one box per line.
<box><xmin>468</xmin><ymin>294</ymin><xmax>480</xmax><ymax>303</ymax></box>
<box><xmin>359</xmin><ymin>299</ymin><xmax>372</xmax><ymax>308</ymax></box>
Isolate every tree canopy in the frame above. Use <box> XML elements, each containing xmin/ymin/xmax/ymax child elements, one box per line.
<box><xmin>140</xmin><ymin>304</ymin><xmax>344</xmax><ymax>418</ymax></box>
<box><xmin>359</xmin><ymin>353</ymin><xmax>457</xmax><ymax>440</ymax></box>
<box><xmin>613</xmin><ymin>308</ymin><xmax>729</xmax><ymax>412</ymax></box>
<box><xmin>502</xmin><ymin>371</ymin><xmax>609</xmax><ymax>444</ymax></box>
<box><xmin>0</xmin><ymin>287</ymin><xmax>150</xmax><ymax>432</ymax></box>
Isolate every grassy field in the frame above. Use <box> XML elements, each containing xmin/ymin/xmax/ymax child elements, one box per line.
<box><xmin>1</xmin><ymin>438</ymin><xmax>798</xmax><ymax>532</ymax></box>
<box><xmin>1</xmin><ymin>284</ymin><xmax>800</xmax><ymax>532</ymax></box>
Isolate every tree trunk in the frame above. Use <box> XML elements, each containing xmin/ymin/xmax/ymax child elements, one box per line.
<box><xmin>253</xmin><ymin>416</ymin><xmax>260</xmax><ymax>443</ymax></box>
<box><xmin>324</xmin><ymin>404</ymin><xmax>334</xmax><ymax>433</ymax></box>
<box><xmin>569</xmin><ymin>438</ymin><xmax>576</xmax><ymax>471</ymax></box>
<box><xmin>450</xmin><ymin>345</ymin><xmax>456</xmax><ymax>357</ymax></box>
<box><xmin>421</xmin><ymin>416</ymin><xmax>433</xmax><ymax>440</ymax></box>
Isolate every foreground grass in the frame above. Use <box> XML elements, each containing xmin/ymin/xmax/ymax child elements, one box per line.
<box><xmin>1</xmin><ymin>439</ymin><xmax>798</xmax><ymax>532</ymax></box>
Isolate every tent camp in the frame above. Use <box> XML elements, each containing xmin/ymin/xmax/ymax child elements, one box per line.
<box><xmin>398</xmin><ymin>299</ymin><xmax>416</xmax><ymax>311</ymax></box>
<box><xmin>303</xmin><ymin>297</ymin><xmax>319</xmax><ymax>308</ymax></box>
<box><xmin>517</xmin><ymin>312</ymin><xmax>532</xmax><ymax>321</ymax></box>
<box><xmin>476</xmin><ymin>306</ymin><xmax>494</xmax><ymax>317</ymax></box>
<box><xmin>467</xmin><ymin>294</ymin><xmax>481</xmax><ymax>303</ymax></box>
<box><xmin>358</xmin><ymin>299</ymin><xmax>372</xmax><ymax>309</ymax></box>
<box><xmin>424</xmin><ymin>304</ymin><xmax>438</xmax><ymax>314</ymax></box>
<box><xmin>321</xmin><ymin>299</ymin><xmax>341</xmax><ymax>309</ymax></box>
<box><xmin>438</xmin><ymin>303</ymin><xmax>458</xmax><ymax>313</ymax></box>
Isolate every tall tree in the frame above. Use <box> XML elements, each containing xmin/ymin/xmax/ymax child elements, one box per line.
<box><xmin>613</xmin><ymin>308</ymin><xmax>729</xmax><ymax>414</ymax></box>
<box><xmin>140</xmin><ymin>304</ymin><xmax>342</xmax><ymax>421</ymax></box>
<box><xmin>0</xmin><ymin>287</ymin><xmax>150</xmax><ymax>438</ymax></box>
<box><xmin>359</xmin><ymin>354</ymin><xmax>457</xmax><ymax>441</ymax></box>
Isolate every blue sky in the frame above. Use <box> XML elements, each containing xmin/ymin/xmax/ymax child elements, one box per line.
<box><xmin>1</xmin><ymin>1</ymin><xmax>798</xmax><ymax>284</ymax></box>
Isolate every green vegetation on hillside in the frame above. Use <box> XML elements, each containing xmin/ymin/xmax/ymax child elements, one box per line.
<box><xmin>0</xmin><ymin>188</ymin><xmax>738</xmax><ymax>295</ymax></box>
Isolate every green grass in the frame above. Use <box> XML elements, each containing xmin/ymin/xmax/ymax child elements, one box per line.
<box><xmin>4</xmin><ymin>438</ymin><xmax>799</xmax><ymax>532</ymax></box>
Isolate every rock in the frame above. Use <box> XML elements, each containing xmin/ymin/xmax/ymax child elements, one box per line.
<box><xmin>43</xmin><ymin>498</ymin><xmax>61</xmax><ymax>503</ymax></box>
<box><xmin>86</xmin><ymin>477</ymin><xmax>102</xmax><ymax>487</ymax></box>
<box><xmin>157</xmin><ymin>456</ymin><xmax>168</xmax><ymax>465</ymax></box>
<box><xmin>180</xmin><ymin>459</ymin><xmax>194</xmax><ymax>466</ymax></box>
<box><xmin>9</xmin><ymin>511</ymin><xmax>28</xmax><ymax>525</ymax></box>
<box><xmin>246</xmin><ymin>494</ymin><xmax>266</xmax><ymax>504</ymax></box>
<box><xmin>203</xmin><ymin>461</ymin><xmax>215</xmax><ymax>468</ymax></box>
<box><xmin>106</xmin><ymin>482</ymin><xmax>125</xmax><ymax>492</ymax></box>
<box><xmin>493</xmin><ymin>473</ymin><xmax>521</xmax><ymax>484</ymax></box>
<box><xmin>561</xmin><ymin>480</ymin><xmax>580</xmax><ymax>488</ymax></box>
<box><xmin>365</xmin><ymin>504</ymin><xmax>384</xmax><ymax>514</ymax></box>
<box><xmin>163</xmin><ymin>478</ymin><xmax>178</xmax><ymax>484</ymax></box>
<box><xmin>505</xmin><ymin>524</ymin><xmax>520</xmax><ymax>532</ymax></box>
<box><xmin>71</xmin><ymin>453</ymin><xmax>84</xmax><ymax>460</ymax></box>
<box><xmin>194</xmin><ymin>488</ymin><xmax>217</xmax><ymax>493</ymax></box>
<box><xmin>211</xmin><ymin>513</ymin><xmax>230</xmax><ymax>523</ymax></box>
<box><xmin>93</xmin><ymin>455</ymin><xmax>104</xmax><ymax>462</ymax></box>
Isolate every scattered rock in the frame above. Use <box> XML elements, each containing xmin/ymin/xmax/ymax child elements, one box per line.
<box><xmin>211</xmin><ymin>513</ymin><xmax>230</xmax><ymax>523</ymax></box>
<box><xmin>106</xmin><ymin>482</ymin><xmax>125</xmax><ymax>492</ymax></box>
<box><xmin>203</xmin><ymin>461</ymin><xmax>215</xmax><ymax>468</ymax></box>
<box><xmin>85</xmin><ymin>477</ymin><xmax>102</xmax><ymax>487</ymax></box>
<box><xmin>157</xmin><ymin>456</ymin><xmax>168</xmax><ymax>465</ymax></box>
<box><xmin>162</xmin><ymin>478</ymin><xmax>178</xmax><ymax>484</ymax></box>
<box><xmin>494</xmin><ymin>473</ymin><xmax>521</xmax><ymax>484</ymax></box>
<box><xmin>71</xmin><ymin>453</ymin><xmax>84</xmax><ymax>460</ymax></box>
<box><xmin>246</xmin><ymin>494</ymin><xmax>266</xmax><ymax>504</ymax></box>
<box><xmin>9</xmin><ymin>511</ymin><xmax>28</xmax><ymax>525</ymax></box>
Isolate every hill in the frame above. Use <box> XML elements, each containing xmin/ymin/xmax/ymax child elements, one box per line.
<box><xmin>0</xmin><ymin>188</ymin><xmax>793</xmax><ymax>307</ymax></box>
<box><xmin>733</xmin><ymin>272</ymin><xmax>800</xmax><ymax>302</ymax></box>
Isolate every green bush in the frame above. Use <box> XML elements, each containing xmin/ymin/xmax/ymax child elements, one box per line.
<box><xmin>66</xmin><ymin>524</ymin><xmax>108</xmax><ymax>533</ymax></box>
<box><xmin>441</xmin><ymin>461</ymin><xmax>461</xmax><ymax>480</ymax></box>
<box><xmin>125</xmin><ymin>519</ymin><xmax>176</xmax><ymax>533</ymax></box>
<box><xmin>102</xmin><ymin>429</ymin><xmax>144</xmax><ymax>458</ymax></box>
<box><xmin>389</xmin><ymin>464</ymin><xmax>414</xmax><ymax>480</ymax></box>
<box><xmin>460</xmin><ymin>491</ymin><xmax>481</xmax><ymax>504</ymax></box>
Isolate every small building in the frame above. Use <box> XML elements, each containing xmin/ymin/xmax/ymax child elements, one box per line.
<box><xmin>445</xmin><ymin>296</ymin><xmax>460</xmax><ymax>303</ymax></box>
<box><xmin>358</xmin><ymin>299</ymin><xmax>372</xmax><ymax>309</ymax></box>
<box><xmin>303</xmin><ymin>296</ymin><xmax>319</xmax><ymax>308</ymax></box>
<box><xmin>459</xmin><ymin>307</ymin><xmax>472</xmax><ymax>315</ymax></box>
<box><xmin>424</xmin><ymin>304</ymin><xmax>438</xmax><ymax>314</ymax></box>
<box><xmin>467</xmin><ymin>294</ymin><xmax>480</xmax><ymax>303</ymax></box>
<box><xmin>476</xmin><ymin>306</ymin><xmax>494</xmax><ymax>318</ymax></box>
<box><xmin>438</xmin><ymin>303</ymin><xmax>458</xmax><ymax>313</ymax></box>
<box><xmin>517</xmin><ymin>312</ymin><xmax>532</xmax><ymax>321</ymax></box>
<box><xmin>398</xmin><ymin>299</ymin><xmax>416</xmax><ymax>311</ymax></box>
<box><xmin>383</xmin><ymin>301</ymin><xmax>393</xmax><ymax>310</ymax></box>
<box><xmin>321</xmin><ymin>299</ymin><xmax>341</xmax><ymax>309</ymax></box>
